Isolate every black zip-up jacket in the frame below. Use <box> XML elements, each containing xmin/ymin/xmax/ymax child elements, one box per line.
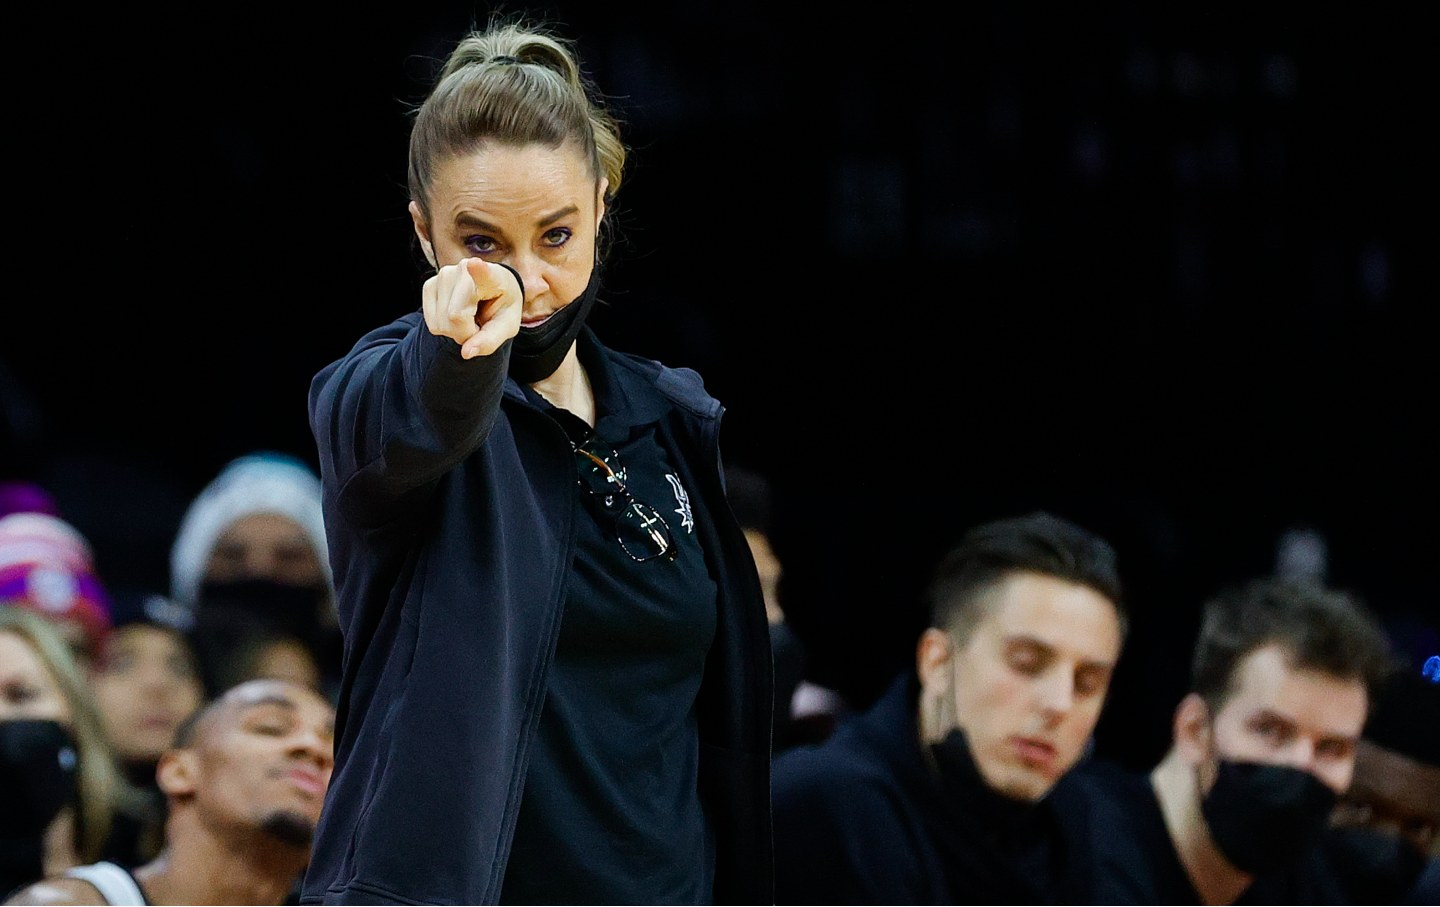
<box><xmin>301</xmin><ymin>315</ymin><xmax>773</xmax><ymax>905</ymax></box>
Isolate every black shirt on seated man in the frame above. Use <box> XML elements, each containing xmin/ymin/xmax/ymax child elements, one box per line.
<box><xmin>1075</xmin><ymin>577</ymin><xmax>1394</xmax><ymax>905</ymax></box>
<box><xmin>771</xmin><ymin>511</ymin><xmax>1127</xmax><ymax>904</ymax></box>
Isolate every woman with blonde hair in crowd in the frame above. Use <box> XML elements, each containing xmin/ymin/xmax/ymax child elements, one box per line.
<box><xmin>0</xmin><ymin>608</ymin><xmax>131</xmax><ymax>898</ymax></box>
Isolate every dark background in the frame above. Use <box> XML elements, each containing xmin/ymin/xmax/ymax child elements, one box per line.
<box><xmin>2</xmin><ymin>4</ymin><xmax>1431</xmax><ymax>770</ymax></box>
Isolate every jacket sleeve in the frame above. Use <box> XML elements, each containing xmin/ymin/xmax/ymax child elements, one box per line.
<box><xmin>308</xmin><ymin>313</ymin><xmax>512</xmax><ymax>530</ymax></box>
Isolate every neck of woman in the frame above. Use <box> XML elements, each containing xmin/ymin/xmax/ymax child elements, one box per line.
<box><xmin>530</xmin><ymin>347</ymin><xmax>594</xmax><ymax>426</ymax></box>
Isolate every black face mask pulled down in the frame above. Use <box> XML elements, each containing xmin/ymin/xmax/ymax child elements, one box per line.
<box><xmin>508</xmin><ymin>266</ymin><xmax>601</xmax><ymax>384</ymax></box>
<box><xmin>1200</xmin><ymin>759</ymin><xmax>1338</xmax><ymax>874</ymax></box>
<box><xmin>927</xmin><ymin>727</ymin><xmax>1057</xmax><ymax>902</ymax></box>
<box><xmin>929</xmin><ymin>728</ymin><xmax>1043</xmax><ymax>829</ymax></box>
<box><xmin>0</xmin><ymin>719</ymin><xmax>79</xmax><ymax>893</ymax></box>
<box><xmin>1323</xmin><ymin>825</ymin><xmax>1430</xmax><ymax>904</ymax></box>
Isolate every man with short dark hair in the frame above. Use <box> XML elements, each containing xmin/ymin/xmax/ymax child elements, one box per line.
<box><xmin>5</xmin><ymin>678</ymin><xmax>335</xmax><ymax>906</ymax></box>
<box><xmin>771</xmin><ymin>511</ymin><xmax>1127</xmax><ymax>904</ymax></box>
<box><xmin>1083</xmin><ymin>577</ymin><xmax>1394</xmax><ymax>904</ymax></box>
<box><xmin>723</xmin><ymin>463</ymin><xmax>849</xmax><ymax>753</ymax></box>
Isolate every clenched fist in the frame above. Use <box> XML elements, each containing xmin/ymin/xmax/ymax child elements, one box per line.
<box><xmin>421</xmin><ymin>258</ymin><xmax>524</xmax><ymax>360</ymax></box>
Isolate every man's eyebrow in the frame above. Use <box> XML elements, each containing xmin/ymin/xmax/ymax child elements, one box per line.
<box><xmin>1002</xmin><ymin>634</ymin><xmax>1116</xmax><ymax>670</ymax></box>
<box><xmin>239</xmin><ymin>694</ymin><xmax>299</xmax><ymax>712</ymax></box>
<box><xmin>239</xmin><ymin>695</ymin><xmax>337</xmax><ymax>732</ymax></box>
<box><xmin>1247</xmin><ymin>707</ymin><xmax>1297</xmax><ymax>727</ymax></box>
<box><xmin>1001</xmin><ymin>634</ymin><xmax>1058</xmax><ymax>658</ymax></box>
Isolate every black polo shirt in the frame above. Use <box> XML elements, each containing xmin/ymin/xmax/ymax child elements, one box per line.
<box><xmin>501</xmin><ymin>339</ymin><xmax>719</xmax><ymax>905</ymax></box>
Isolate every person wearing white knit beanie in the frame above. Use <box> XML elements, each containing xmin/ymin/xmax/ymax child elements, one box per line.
<box><xmin>166</xmin><ymin>452</ymin><xmax>337</xmax><ymax>700</ymax></box>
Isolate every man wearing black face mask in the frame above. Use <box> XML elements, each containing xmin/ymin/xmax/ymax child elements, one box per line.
<box><xmin>771</xmin><ymin>512</ymin><xmax>1127</xmax><ymax>904</ymax></box>
<box><xmin>167</xmin><ymin>452</ymin><xmax>339</xmax><ymax>699</ymax></box>
<box><xmin>1082</xmin><ymin>577</ymin><xmax>1394</xmax><ymax>904</ymax></box>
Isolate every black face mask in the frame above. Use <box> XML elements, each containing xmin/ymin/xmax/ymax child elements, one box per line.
<box><xmin>930</xmin><ymin>728</ymin><xmax>1039</xmax><ymax>823</ymax></box>
<box><xmin>508</xmin><ymin>266</ymin><xmax>601</xmax><ymax>384</ymax></box>
<box><xmin>192</xmin><ymin>577</ymin><xmax>336</xmax><ymax>694</ymax></box>
<box><xmin>196</xmin><ymin>577</ymin><xmax>330</xmax><ymax>643</ymax></box>
<box><xmin>0</xmin><ymin>719</ymin><xmax>79</xmax><ymax>839</ymax></box>
<box><xmin>1323</xmin><ymin>825</ymin><xmax>1429</xmax><ymax>904</ymax></box>
<box><xmin>1200</xmin><ymin>759</ymin><xmax>1338</xmax><ymax>873</ymax></box>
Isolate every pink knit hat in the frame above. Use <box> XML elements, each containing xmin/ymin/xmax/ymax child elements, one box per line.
<box><xmin>0</xmin><ymin>511</ymin><xmax>112</xmax><ymax>656</ymax></box>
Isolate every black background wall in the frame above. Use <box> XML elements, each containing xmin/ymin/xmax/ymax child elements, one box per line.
<box><xmin>3</xmin><ymin>4</ymin><xmax>1431</xmax><ymax>769</ymax></box>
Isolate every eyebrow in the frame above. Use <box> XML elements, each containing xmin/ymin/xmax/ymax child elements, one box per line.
<box><xmin>240</xmin><ymin>695</ymin><xmax>337</xmax><ymax>734</ymax></box>
<box><xmin>455</xmin><ymin>205</ymin><xmax>580</xmax><ymax>233</ymax></box>
<box><xmin>1004</xmin><ymin>634</ymin><xmax>1115</xmax><ymax>671</ymax></box>
<box><xmin>241</xmin><ymin>694</ymin><xmax>299</xmax><ymax>712</ymax></box>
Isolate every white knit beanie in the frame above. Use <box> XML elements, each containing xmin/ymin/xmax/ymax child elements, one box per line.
<box><xmin>168</xmin><ymin>451</ymin><xmax>331</xmax><ymax>616</ymax></box>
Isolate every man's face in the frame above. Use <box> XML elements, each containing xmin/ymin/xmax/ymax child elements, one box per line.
<box><xmin>1193</xmin><ymin>643</ymin><xmax>1368</xmax><ymax>796</ymax></box>
<box><xmin>165</xmin><ymin>678</ymin><xmax>335</xmax><ymax>844</ymax></box>
<box><xmin>743</xmin><ymin>529</ymin><xmax>784</xmax><ymax>625</ymax></box>
<box><xmin>919</xmin><ymin>571</ymin><xmax>1122</xmax><ymax>801</ymax></box>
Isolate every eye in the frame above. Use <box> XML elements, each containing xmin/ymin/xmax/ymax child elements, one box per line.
<box><xmin>246</xmin><ymin>707</ymin><xmax>297</xmax><ymax>736</ymax></box>
<box><xmin>3</xmin><ymin>681</ymin><xmax>38</xmax><ymax>704</ymax></box>
<box><xmin>209</xmin><ymin>541</ymin><xmax>248</xmax><ymax>569</ymax></box>
<box><xmin>1005</xmin><ymin>643</ymin><xmax>1046</xmax><ymax>676</ymax></box>
<box><xmin>463</xmin><ymin>234</ymin><xmax>499</xmax><ymax>256</ymax></box>
<box><xmin>101</xmin><ymin>651</ymin><xmax>138</xmax><ymax>674</ymax></box>
<box><xmin>273</xmin><ymin>543</ymin><xmax>319</xmax><ymax>569</ymax></box>
<box><xmin>1252</xmin><ymin>715</ymin><xmax>1295</xmax><ymax>746</ymax></box>
<box><xmin>541</xmin><ymin>227</ymin><xmax>572</xmax><ymax>248</ymax></box>
<box><xmin>1315</xmin><ymin>737</ymin><xmax>1353</xmax><ymax>761</ymax></box>
<box><xmin>166</xmin><ymin>654</ymin><xmax>199</xmax><ymax>681</ymax></box>
<box><xmin>1074</xmin><ymin>666</ymin><xmax>1111</xmax><ymax>697</ymax></box>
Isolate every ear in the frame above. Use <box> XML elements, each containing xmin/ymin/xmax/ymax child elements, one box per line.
<box><xmin>594</xmin><ymin>178</ymin><xmax>609</xmax><ymax>232</ymax></box>
<box><xmin>409</xmin><ymin>200</ymin><xmax>437</xmax><ymax>269</ymax></box>
<box><xmin>1172</xmin><ymin>692</ymin><xmax>1212</xmax><ymax>766</ymax></box>
<box><xmin>916</xmin><ymin>628</ymin><xmax>956</xmax><ymax>743</ymax></box>
<box><xmin>155</xmin><ymin>749</ymin><xmax>199</xmax><ymax>799</ymax></box>
<box><xmin>916</xmin><ymin>628</ymin><xmax>954</xmax><ymax>691</ymax></box>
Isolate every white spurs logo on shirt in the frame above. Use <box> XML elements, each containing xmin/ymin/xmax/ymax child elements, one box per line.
<box><xmin>665</xmin><ymin>474</ymin><xmax>695</xmax><ymax>534</ymax></box>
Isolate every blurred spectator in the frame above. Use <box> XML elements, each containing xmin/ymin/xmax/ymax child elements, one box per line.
<box><xmin>1082</xmin><ymin>577</ymin><xmax>1394</xmax><ymax>904</ymax></box>
<box><xmin>88</xmin><ymin>613</ymin><xmax>207</xmax><ymax>869</ymax></box>
<box><xmin>1323</xmin><ymin>667</ymin><xmax>1440</xmax><ymax>903</ymax></box>
<box><xmin>0</xmin><ymin>609</ymin><xmax>137</xmax><ymax>898</ymax></box>
<box><xmin>0</xmin><ymin>513</ymin><xmax>113</xmax><ymax>666</ymax></box>
<box><xmin>3</xmin><ymin>677</ymin><xmax>335</xmax><ymax>906</ymax></box>
<box><xmin>771</xmin><ymin>511</ymin><xmax>1127</xmax><ymax>903</ymax></box>
<box><xmin>724</xmin><ymin>464</ymin><xmax>849</xmax><ymax>752</ymax></box>
<box><xmin>168</xmin><ymin>452</ymin><xmax>337</xmax><ymax>699</ymax></box>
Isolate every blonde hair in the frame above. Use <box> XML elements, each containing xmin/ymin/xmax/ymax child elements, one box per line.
<box><xmin>0</xmin><ymin>608</ymin><xmax>124</xmax><ymax>860</ymax></box>
<box><xmin>406</xmin><ymin>14</ymin><xmax>626</xmax><ymax>250</ymax></box>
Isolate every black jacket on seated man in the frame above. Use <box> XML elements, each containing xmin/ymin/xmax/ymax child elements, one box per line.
<box><xmin>1068</xmin><ymin>759</ymin><xmax>1349</xmax><ymax>904</ymax></box>
<box><xmin>772</xmin><ymin>672</ymin><xmax>1101</xmax><ymax>905</ymax></box>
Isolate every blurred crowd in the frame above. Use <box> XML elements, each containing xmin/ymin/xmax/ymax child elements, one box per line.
<box><xmin>1</xmin><ymin>454</ymin><xmax>339</xmax><ymax>904</ymax></box>
<box><xmin>1</xmin><ymin>456</ymin><xmax>1435</xmax><ymax>905</ymax></box>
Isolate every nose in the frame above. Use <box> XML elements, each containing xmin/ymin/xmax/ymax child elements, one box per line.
<box><xmin>1035</xmin><ymin>668</ymin><xmax>1075</xmax><ymax>720</ymax></box>
<box><xmin>290</xmin><ymin>724</ymin><xmax>335</xmax><ymax>772</ymax></box>
<box><xmin>1281</xmin><ymin>738</ymin><xmax>1317</xmax><ymax>772</ymax></box>
<box><xmin>502</xmin><ymin>251</ymin><xmax>546</xmax><ymax>304</ymax></box>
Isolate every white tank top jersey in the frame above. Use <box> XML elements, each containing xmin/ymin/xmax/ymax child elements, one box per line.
<box><xmin>62</xmin><ymin>861</ymin><xmax>146</xmax><ymax>906</ymax></box>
